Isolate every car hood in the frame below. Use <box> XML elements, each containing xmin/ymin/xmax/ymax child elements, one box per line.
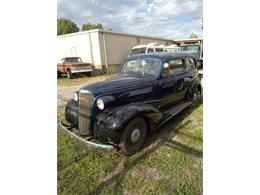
<box><xmin>81</xmin><ymin>73</ymin><xmax>156</xmax><ymax>96</ymax></box>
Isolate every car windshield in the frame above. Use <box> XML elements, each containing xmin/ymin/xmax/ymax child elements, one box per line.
<box><xmin>121</xmin><ymin>58</ymin><xmax>161</xmax><ymax>76</ymax></box>
<box><xmin>180</xmin><ymin>45</ymin><xmax>199</xmax><ymax>52</ymax></box>
<box><xmin>64</xmin><ymin>57</ymin><xmax>81</xmax><ymax>63</ymax></box>
<box><xmin>129</xmin><ymin>47</ymin><xmax>146</xmax><ymax>56</ymax></box>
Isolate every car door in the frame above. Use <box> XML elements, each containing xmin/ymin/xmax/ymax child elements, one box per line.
<box><xmin>158</xmin><ymin>58</ymin><xmax>186</xmax><ymax>109</ymax></box>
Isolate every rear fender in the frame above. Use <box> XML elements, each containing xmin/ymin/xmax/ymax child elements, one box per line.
<box><xmin>186</xmin><ymin>78</ymin><xmax>201</xmax><ymax>99</ymax></box>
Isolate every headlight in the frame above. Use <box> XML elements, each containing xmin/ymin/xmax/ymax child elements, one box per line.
<box><xmin>73</xmin><ymin>92</ymin><xmax>78</xmax><ymax>101</ymax></box>
<box><xmin>97</xmin><ymin>98</ymin><xmax>104</xmax><ymax>110</ymax></box>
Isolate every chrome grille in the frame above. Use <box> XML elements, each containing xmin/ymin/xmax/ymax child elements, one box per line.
<box><xmin>73</xmin><ymin>66</ymin><xmax>92</xmax><ymax>71</ymax></box>
<box><xmin>78</xmin><ymin>90</ymin><xmax>94</xmax><ymax>135</ymax></box>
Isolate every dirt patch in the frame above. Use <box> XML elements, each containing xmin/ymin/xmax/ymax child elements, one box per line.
<box><xmin>57</xmin><ymin>74</ymin><xmax>115</xmax><ymax>108</ymax></box>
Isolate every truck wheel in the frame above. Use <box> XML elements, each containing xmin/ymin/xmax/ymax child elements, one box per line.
<box><xmin>119</xmin><ymin>117</ymin><xmax>147</xmax><ymax>155</ymax></box>
<box><xmin>67</xmin><ymin>70</ymin><xmax>73</xmax><ymax>79</ymax></box>
<box><xmin>86</xmin><ymin>72</ymin><xmax>92</xmax><ymax>77</ymax></box>
<box><xmin>57</xmin><ymin>71</ymin><xmax>61</xmax><ymax>78</ymax></box>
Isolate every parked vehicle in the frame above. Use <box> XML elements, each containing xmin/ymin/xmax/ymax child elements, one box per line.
<box><xmin>163</xmin><ymin>44</ymin><xmax>180</xmax><ymax>52</ymax></box>
<box><xmin>60</xmin><ymin>53</ymin><xmax>202</xmax><ymax>155</ymax></box>
<box><xmin>57</xmin><ymin>57</ymin><xmax>92</xmax><ymax>79</ymax></box>
<box><xmin>128</xmin><ymin>43</ymin><xmax>165</xmax><ymax>57</ymax></box>
<box><xmin>180</xmin><ymin>43</ymin><xmax>203</xmax><ymax>68</ymax></box>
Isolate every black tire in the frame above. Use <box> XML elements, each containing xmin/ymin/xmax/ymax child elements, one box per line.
<box><xmin>86</xmin><ymin>72</ymin><xmax>92</xmax><ymax>77</ymax></box>
<box><xmin>119</xmin><ymin>117</ymin><xmax>147</xmax><ymax>155</ymax></box>
<box><xmin>57</xmin><ymin>71</ymin><xmax>61</xmax><ymax>78</ymax></box>
<box><xmin>189</xmin><ymin>88</ymin><xmax>199</xmax><ymax>108</ymax></box>
<box><xmin>67</xmin><ymin>70</ymin><xmax>73</xmax><ymax>79</ymax></box>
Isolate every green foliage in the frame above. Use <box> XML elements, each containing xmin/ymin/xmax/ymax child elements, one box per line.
<box><xmin>81</xmin><ymin>22</ymin><xmax>103</xmax><ymax>31</ymax></box>
<box><xmin>190</xmin><ymin>32</ymin><xmax>199</xmax><ymax>38</ymax></box>
<box><xmin>57</xmin><ymin>18</ymin><xmax>79</xmax><ymax>35</ymax></box>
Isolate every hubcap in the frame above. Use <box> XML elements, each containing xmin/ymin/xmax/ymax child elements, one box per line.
<box><xmin>193</xmin><ymin>93</ymin><xmax>198</xmax><ymax>102</ymax></box>
<box><xmin>130</xmin><ymin>129</ymin><xmax>141</xmax><ymax>143</ymax></box>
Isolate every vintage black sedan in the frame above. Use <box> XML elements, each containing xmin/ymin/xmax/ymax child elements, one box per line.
<box><xmin>60</xmin><ymin>52</ymin><xmax>202</xmax><ymax>155</ymax></box>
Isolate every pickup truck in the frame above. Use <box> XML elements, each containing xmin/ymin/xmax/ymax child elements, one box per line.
<box><xmin>57</xmin><ymin>57</ymin><xmax>93</xmax><ymax>79</ymax></box>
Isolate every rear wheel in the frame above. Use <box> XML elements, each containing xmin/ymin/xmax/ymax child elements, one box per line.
<box><xmin>189</xmin><ymin>88</ymin><xmax>199</xmax><ymax>108</ymax></box>
<box><xmin>86</xmin><ymin>72</ymin><xmax>92</xmax><ymax>77</ymax></box>
<box><xmin>119</xmin><ymin>117</ymin><xmax>147</xmax><ymax>155</ymax></box>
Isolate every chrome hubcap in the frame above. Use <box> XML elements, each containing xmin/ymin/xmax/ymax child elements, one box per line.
<box><xmin>130</xmin><ymin>129</ymin><xmax>141</xmax><ymax>143</ymax></box>
<box><xmin>193</xmin><ymin>93</ymin><xmax>198</xmax><ymax>102</ymax></box>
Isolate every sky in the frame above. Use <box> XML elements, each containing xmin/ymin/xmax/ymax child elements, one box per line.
<box><xmin>58</xmin><ymin>0</ymin><xmax>203</xmax><ymax>39</ymax></box>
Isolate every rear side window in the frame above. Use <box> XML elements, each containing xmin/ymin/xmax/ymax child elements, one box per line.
<box><xmin>168</xmin><ymin>59</ymin><xmax>184</xmax><ymax>75</ymax></box>
<box><xmin>147</xmin><ymin>48</ymin><xmax>154</xmax><ymax>53</ymax></box>
<box><xmin>155</xmin><ymin>48</ymin><xmax>164</xmax><ymax>52</ymax></box>
<box><xmin>186</xmin><ymin>58</ymin><xmax>195</xmax><ymax>70</ymax></box>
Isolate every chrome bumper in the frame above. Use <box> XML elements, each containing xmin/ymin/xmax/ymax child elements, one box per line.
<box><xmin>71</xmin><ymin>69</ymin><xmax>92</xmax><ymax>73</ymax></box>
<box><xmin>59</xmin><ymin>121</ymin><xmax>114</xmax><ymax>150</ymax></box>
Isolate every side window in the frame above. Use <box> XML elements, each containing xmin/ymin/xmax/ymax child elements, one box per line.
<box><xmin>185</xmin><ymin>58</ymin><xmax>195</xmax><ymax>70</ymax></box>
<box><xmin>168</xmin><ymin>59</ymin><xmax>184</xmax><ymax>75</ymax></box>
<box><xmin>155</xmin><ymin>48</ymin><xmax>164</xmax><ymax>52</ymax></box>
<box><xmin>147</xmin><ymin>48</ymin><xmax>154</xmax><ymax>53</ymax></box>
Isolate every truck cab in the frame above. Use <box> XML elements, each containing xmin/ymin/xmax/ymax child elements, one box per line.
<box><xmin>180</xmin><ymin>44</ymin><xmax>203</xmax><ymax>67</ymax></box>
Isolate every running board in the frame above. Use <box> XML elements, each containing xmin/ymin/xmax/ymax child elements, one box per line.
<box><xmin>156</xmin><ymin>101</ymin><xmax>193</xmax><ymax>129</ymax></box>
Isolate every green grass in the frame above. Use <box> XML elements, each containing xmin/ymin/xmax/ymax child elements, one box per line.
<box><xmin>57</xmin><ymin>76</ymin><xmax>203</xmax><ymax>194</ymax></box>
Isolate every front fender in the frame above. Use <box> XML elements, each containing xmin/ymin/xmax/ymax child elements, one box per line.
<box><xmin>95</xmin><ymin>104</ymin><xmax>162</xmax><ymax>144</ymax></box>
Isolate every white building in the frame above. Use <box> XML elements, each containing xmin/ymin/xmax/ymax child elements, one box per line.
<box><xmin>57</xmin><ymin>29</ymin><xmax>174</xmax><ymax>73</ymax></box>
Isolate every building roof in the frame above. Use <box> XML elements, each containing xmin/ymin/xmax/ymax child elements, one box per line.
<box><xmin>57</xmin><ymin>29</ymin><xmax>175</xmax><ymax>42</ymax></box>
<box><xmin>174</xmin><ymin>38</ymin><xmax>203</xmax><ymax>42</ymax></box>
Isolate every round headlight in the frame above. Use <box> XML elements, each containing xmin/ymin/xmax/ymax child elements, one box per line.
<box><xmin>73</xmin><ymin>92</ymin><xmax>78</xmax><ymax>101</ymax></box>
<box><xmin>97</xmin><ymin>98</ymin><xmax>104</xmax><ymax>110</ymax></box>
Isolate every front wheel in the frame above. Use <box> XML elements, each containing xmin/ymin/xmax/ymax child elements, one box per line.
<box><xmin>119</xmin><ymin>117</ymin><xmax>147</xmax><ymax>155</ymax></box>
<box><xmin>57</xmin><ymin>71</ymin><xmax>61</xmax><ymax>78</ymax></box>
<box><xmin>67</xmin><ymin>70</ymin><xmax>73</xmax><ymax>79</ymax></box>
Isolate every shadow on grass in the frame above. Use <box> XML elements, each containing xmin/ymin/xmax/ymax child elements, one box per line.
<box><xmin>88</xmin><ymin>102</ymin><xmax>203</xmax><ymax>195</ymax></box>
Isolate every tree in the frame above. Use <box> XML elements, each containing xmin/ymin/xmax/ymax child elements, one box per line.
<box><xmin>81</xmin><ymin>22</ymin><xmax>103</xmax><ymax>31</ymax></box>
<box><xmin>57</xmin><ymin>18</ymin><xmax>79</xmax><ymax>35</ymax></box>
<box><xmin>190</xmin><ymin>32</ymin><xmax>199</xmax><ymax>38</ymax></box>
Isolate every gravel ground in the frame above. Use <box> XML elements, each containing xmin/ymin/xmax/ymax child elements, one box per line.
<box><xmin>57</xmin><ymin>74</ymin><xmax>115</xmax><ymax>108</ymax></box>
<box><xmin>57</xmin><ymin>85</ymin><xmax>81</xmax><ymax>108</ymax></box>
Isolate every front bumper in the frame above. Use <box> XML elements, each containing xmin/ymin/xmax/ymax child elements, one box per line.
<box><xmin>71</xmin><ymin>69</ymin><xmax>92</xmax><ymax>73</ymax></box>
<box><xmin>60</xmin><ymin>121</ymin><xmax>114</xmax><ymax>150</ymax></box>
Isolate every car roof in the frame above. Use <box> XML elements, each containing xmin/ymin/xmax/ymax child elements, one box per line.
<box><xmin>126</xmin><ymin>52</ymin><xmax>194</xmax><ymax>62</ymax></box>
<box><xmin>63</xmin><ymin>57</ymin><xmax>81</xmax><ymax>58</ymax></box>
<box><xmin>132</xmin><ymin>45</ymin><xmax>164</xmax><ymax>49</ymax></box>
